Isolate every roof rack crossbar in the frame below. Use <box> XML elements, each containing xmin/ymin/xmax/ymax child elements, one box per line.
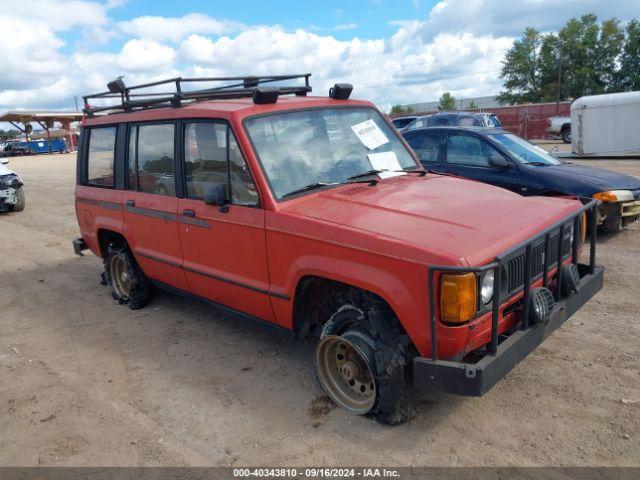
<box><xmin>83</xmin><ymin>74</ymin><xmax>312</xmax><ymax>116</ymax></box>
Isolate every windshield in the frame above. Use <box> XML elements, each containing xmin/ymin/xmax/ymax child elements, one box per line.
<box><xmin>488</xmin><ymin>115</ymin><xmax>502</xmax><ymax>127</ymax></box>
<box><xmin>245</xmin><ymin>107</ymin><xmax>418</xmax><ymax>199</ymax></box>
<box><xmin>489</xmin><ymin>133</ymin><xmax>562</xmax><ymax>166</ymax></box>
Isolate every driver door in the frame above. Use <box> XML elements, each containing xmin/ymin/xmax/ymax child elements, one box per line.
<box><xmin>177</xmin><ymin>120</ymin><xmax>275</xmax><ymax>323</ymax></box>
<box><xmin>444</xmin><ymin>132</ymin><xmax>520</xmax><ymax>192</ymax></box>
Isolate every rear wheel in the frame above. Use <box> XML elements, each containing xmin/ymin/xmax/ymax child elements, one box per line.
<box><xmin>561</xmin><ymin>127</ymin><xmax>571</xmax><ymax>144</ymax></box>
<box><xmin>9</xmin><ymin>187</ymin><xmax>25</xmax><ymax>212</ymax></box>
<box><xmin>103</xmin><ymin>241</ymin><xmax>153</xmax><ymax>309</ymax></box>
<box><xmin>314</xmin><ymin>290</ymin><xmax>412</xmax><ymax>425</ymax></box>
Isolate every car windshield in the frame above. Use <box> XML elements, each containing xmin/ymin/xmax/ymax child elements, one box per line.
<box><xmin>245</xmin><ymin>107</ymin><xmax>418</xmax><ymax>199</ymax></box>
<box><xmin>489</xmin><ymin>133</ymin><xmax>562</xmax><ymax>166</ymax></box>
<box><xmin>488</xmin><ymin>115</ymin><xmax>502</xmax><ymax>127</ymax></box>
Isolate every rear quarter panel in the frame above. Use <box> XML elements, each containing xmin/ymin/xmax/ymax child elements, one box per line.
<box><xmin>75</xmin><ymin>185</ymin><xmax>123</xmax><ymax>256</ymax></box>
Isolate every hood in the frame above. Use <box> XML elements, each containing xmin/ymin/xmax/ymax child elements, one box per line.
<box><xmin>542</xmin><ymin>163</ymin><xmax>640</xmax><ymax>191</ymax></box>
<box><xmin>0</xmin><ymin>163</ymin><xmax>14</xmax><ymax>176</ymax></box>
<box><xmin>280</xmin><ymin>174</ymin><xmax>581</xmax><ymax>266</ymax></box>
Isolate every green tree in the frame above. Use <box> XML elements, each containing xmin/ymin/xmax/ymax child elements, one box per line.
<box><xmin>389</xmin><ymin>104</ymin><xmax>414</xmax><ymax>115</ymax></box>
<box><xmin>467</xmin><ymin>100</ymin><xmax>478</xmax><ymax>109</ymax></box>
<box><xmin>498</xmin><ymin>27</ymin><xmax>544</xmax><ymax>104</ymax></box>
<box><xmin>615</xmin><ymin>19</ymin><xmax>640</xmax><ymax>90</ymax></box>
<box><xmin>596</xmin><ymin>18</ymin><xmax>625</xmax><ymax>92</ymax></box>
<box><xmin>438</xmin><ymin>92</ymin><xmax>456</xmax><ymax>111</ymax></box>
<box><xmin>499</xmin><ymin>14</ymin><xmax>627</xmax><ymax>104</ymax></box>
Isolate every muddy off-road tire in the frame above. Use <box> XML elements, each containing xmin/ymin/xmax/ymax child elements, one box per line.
<box><xmin>103</xmin><ymin>241</ymin><xmax>153</xmax><ymax>310</ymax></box>
<box><xmin>9</xmin><ymin>187</ymin><xmax>25</xmax><ymax>212</ymax></box>
<box><xmin>314</xmin><ymin>289</ymin><xmax>412</xmax><ymax>425</ymax></box>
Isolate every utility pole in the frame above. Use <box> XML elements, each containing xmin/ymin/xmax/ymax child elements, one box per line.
<box><xmin>74</xmin><ymin>96</ymin><xmax>79</xmax><ymax>112</ymax></box>
<box><xmin>556</xmin><ymin>40</ymin><xmax>563</xmax><ymax>114</ymax></box>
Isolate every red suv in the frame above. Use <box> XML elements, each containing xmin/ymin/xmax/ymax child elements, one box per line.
<box><xmin>73</xmin><ymin>75</ymin><xmax>603</xmax><ymax>424</ymax></box>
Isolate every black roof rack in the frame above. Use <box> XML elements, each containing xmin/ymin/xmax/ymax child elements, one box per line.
<box><xmin>83</xmin><ymin>74</ymin><xmax>312</xmax><ymax>116</ymax></box>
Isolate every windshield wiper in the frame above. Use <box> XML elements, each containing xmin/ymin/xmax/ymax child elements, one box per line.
<box><xmin>281</xmin><ymin>182</ymin><xmax>336</xmax><ymax>198</ymax></box>
<box><xmin>346</xmin><ymin>169</ymin><xmax>387</xmax><ymax>181</ymax></box>
<box><xmin>527</xmin><ymin>161</ymin><xmax>551</xmax><ymax>166</ymax></box>
<box><xmin>347</xmin><ymin>168</ymin><xmax>428</xmax><ymax>181</ymax></box>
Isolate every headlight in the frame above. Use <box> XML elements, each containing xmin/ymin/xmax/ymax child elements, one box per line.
<box><xmin>593</xmin><ymin>190</ymin><xmax>634</xmax><ymax>202</ymax></box>
<box><xmin>481</xmin><ymin>270</ymin><xmax>494</xmax><ymax>305</ymax></box>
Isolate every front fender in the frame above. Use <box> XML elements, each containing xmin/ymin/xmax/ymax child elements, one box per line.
<box><xmin>269</xmin><ymin>251</ymin><xmax>431</xmax><ymax>356</ymax></box>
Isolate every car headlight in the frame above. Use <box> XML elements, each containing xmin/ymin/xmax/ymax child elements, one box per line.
<box><xmin>480</xmin><ymin>270</ymin><xmax>494</xmax><ymax>305</ymax></box>
<box><xmin>593</xmin><ymin>190</ymin><xmax>634</xmax><ymax>202</ymax></box>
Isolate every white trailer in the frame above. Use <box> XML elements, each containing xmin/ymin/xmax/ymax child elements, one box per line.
<box><xmin>571</xmin><ymin>91</ymin><xmax>640</xmax><ymax>155</ymax></box>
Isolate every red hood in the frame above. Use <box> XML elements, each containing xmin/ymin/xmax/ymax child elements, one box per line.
<box><xmin>279</xmin><ymin>174</ymin><xmax>581</xmax><ymax>266</ymax></box>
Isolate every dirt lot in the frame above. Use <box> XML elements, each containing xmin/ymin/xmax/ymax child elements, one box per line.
<box><xmin>1</xmin><ymin>151</ymin><xmax>639</xmax><ymax>467</ymax></box>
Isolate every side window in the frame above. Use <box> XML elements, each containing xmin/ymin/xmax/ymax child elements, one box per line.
<box><xmin>127</xmin><ymin>126</ymin><xmax>138</xmax><ymax>191</ymax></box>
<box><xmin>406</xmin><ymin>133</ymin><xmax>440</xmax><ymax>163</ymax></box>
<box><xmin>86</xmin><ymin>127</ymin><xmax>116</xmax><ymax>187</ymax></box>
<box><xmin>136</xmin><ymin>124</ymin><xmax>175</xmax><ymax>196</ymax></box>
<box><xmin>446</xmin><ymin>134</ymin><xmax>497</xmax><ymax>167</ymax></box>
<box><xmin>184</xmin><ymin>122</ymin><xmax>259</xmax><ymax>206</ymax></box>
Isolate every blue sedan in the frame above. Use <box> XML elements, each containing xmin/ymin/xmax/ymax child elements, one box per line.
<box><xmin>402</xmin><ymin>126</ymin><xmax>640</xmax><ymax>232</ymax></box>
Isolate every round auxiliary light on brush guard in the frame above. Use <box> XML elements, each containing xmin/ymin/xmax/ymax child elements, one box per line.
<box><xmin>562</xmin><ymin>263</ymin><xmax>581</xmax><ymax>296</ymax></box>
<box><xmin>530</xmin><ymin>287</ymin><xmax>555</xmax><ymax>324</ymax></box>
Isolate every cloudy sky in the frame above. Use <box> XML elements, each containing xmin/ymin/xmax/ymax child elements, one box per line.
<box><xmin>1</xmin><ymin>0</ymin><xmax>640</xmax><ymax>117</ymax></box>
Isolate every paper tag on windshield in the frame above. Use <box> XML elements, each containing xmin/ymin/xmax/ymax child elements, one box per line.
<box><xmin>351</xmin><ymin>119</ymin><xmax>389</xmax><ymax>150</ymax></box>
<box><xmin>367</xmin><ymin>151</ymin><xmax>405</xmax><ymax>178</ymax></box>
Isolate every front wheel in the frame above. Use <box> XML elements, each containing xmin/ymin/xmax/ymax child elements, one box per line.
<box><xmin>9</xmin><ymin>187</ymin><xmax>25</xmax><ymax>212</ymax></box>
<box><xmin>314</xmin><ymin>292</ymin><xmax>412</xmax><ymax>425</ymax></box>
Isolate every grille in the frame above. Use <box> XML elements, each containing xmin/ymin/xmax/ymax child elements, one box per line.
<box><xmin>501</xmin><ymin>229</ymin><xmax>572</xmax><ymax>296</ymax></box>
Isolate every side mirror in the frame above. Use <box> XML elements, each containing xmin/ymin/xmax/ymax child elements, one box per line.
<box><xmin>488</xmin><ymin>153</ymin><xmax>511</xmax><ymax>169</ymax></box>
<box><xmin>204</xmin><ymin>183</ymin><xmax>229</xmax><ymax>213</ymax></box>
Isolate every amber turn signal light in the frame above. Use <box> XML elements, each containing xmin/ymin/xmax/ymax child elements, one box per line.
<box><xmin>581</xmin><ymin>212</ymin><xmax>587</xmax><ymax>244</ymax></box>
<box><xmin>440</xmin><ymin>272</ymin><xmax>477</xmax><ymax>323</ymax></box>
<box><xmin>593</xmin><ymin>191</ymin><xmax>617</xmax><ymax>203</ymax></box>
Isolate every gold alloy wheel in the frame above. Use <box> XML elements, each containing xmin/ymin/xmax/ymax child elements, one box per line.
<box><xmin>109</xmin><ymin>255</ymin><xmax>132</xmax><ymax>299</ymax></box>
<box><xmin>315</xmin><ymin>334</ymin><xmax>376</xmax><ymax>414</ymax></box>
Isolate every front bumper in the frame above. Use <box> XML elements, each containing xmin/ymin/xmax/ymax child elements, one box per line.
<box><xmin>620</xmin><ymin>200</ymin><xmax>640</xmax><ymax>218</ymax></box>
<box><xmin>414</xmin><ymin>264</ymin><xmax>603</xmax><ymax>395</ymax></box>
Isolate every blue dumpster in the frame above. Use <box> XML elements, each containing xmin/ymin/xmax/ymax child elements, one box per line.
<box><xmin>22</xmin><ymin>138</ymin><xmax>67</xmax><ymax>154</ymax></box>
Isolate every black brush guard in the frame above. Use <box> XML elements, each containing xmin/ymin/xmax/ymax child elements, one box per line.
<box><xmin>414</xmin><ymin>200</ymin><xmax>604</xmax><ymax>396</ymax></box>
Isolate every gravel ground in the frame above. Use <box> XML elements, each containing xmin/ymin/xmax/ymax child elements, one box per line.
<box><xmin>0</xmin><ymin>151</ymin><xmax>638</xmax><ymax>467</ymax></box>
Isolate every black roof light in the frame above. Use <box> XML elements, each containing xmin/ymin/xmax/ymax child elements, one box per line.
<box><xmin>329</xmin><ymin>83</ymin><xmax>353</xmax><ymax>100</ymax></box>
<box><xmin>253</xmin><ymin>88</ymin><xmax>279</xmax><ymax>104</ymax></box>
<box><xmin>107</xmin><ymin>76</ymin><xmax>126</xmax><ymax>94</ymax></box>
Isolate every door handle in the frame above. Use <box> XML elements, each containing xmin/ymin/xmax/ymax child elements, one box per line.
<box><xmin>182</xmin><ymin>209</ymin><xmax>196</xmax><ymax>218</ymax></box>
<box><xmin>125</xmin><ymin>199</ymin><xmax>135</xmax><ymax>207</ymax></box>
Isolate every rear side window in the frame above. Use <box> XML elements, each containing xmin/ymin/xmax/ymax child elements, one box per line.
<box><xmin>184</xmin><ymin>122</ymin><xmax>258</xmax><ymax>206</ymax></box>
<box><xmin>128</xmin><ymin>123</ymin><xmax>176</xmax><ymax>196</ymax></box>
<box><xmin>86</xmin><ymin>127</ymin><xmax>116</xmax><ymax>187</ymax></box>
<box><xmin>406</xmin><ymin>133</ymin><xmax>440</xmax><ymax>162</ymax></box>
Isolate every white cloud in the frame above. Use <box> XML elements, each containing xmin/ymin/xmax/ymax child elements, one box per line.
<box><xmin>423</xmin><ymin>0</ymin><xmax>640</xmax><ymax>38</ymax></box>
<box><xmin>117</xmin><ymin>39</ymin><xmax>176</xmax><ymax>71</ymax></box>
<box><xmin>3</xmin><ymin>0</ymin><xmax>640</xmax><ymax>113</ymax></box>
<box><xmin>1</xmin><ymin>0</ymin><xmax>111</xmax><ymax>31</ymax></box>
<box><xmin>119</xmin><ymin>13</ymin><xmax>245</xmax><ymax>43</ymax></box>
